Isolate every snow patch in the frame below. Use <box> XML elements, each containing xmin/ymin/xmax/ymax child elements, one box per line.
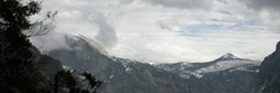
<box><xmin>110</xmin><ymin>57</ymin><xmax>137</xmax><ymax>73</ymax></box>
<box><xmin>195</xmin><ymin>60</ymin><xmax>256</xmax><ymax>73</ymax></box>
<box><xmin>63</xmin><ymin>65</ymin><xmax>71</xmax><ymax>70</ymax></box>
<box><xmin>140</xmin><ymin>58</ymin><xmax>155</xmax><ymax>65</ymax></box>
<box><xmin>180</xmin><ymin>74</ymin><xmax>191</xmax><ymax>79</ymax></box>
<box><xmin>125</xmin><ymin>67</ymin><xmax>131</xmax><ymax>73</ymax></box>
<box><xmin>109</xmin><ymin>75</ymin><xmax>114</xmax><ymax>79</ymax></box>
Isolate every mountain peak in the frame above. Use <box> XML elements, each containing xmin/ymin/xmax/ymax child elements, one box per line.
<box><xmin>77</xmin><ymin>35</ymin><xmax>109</xmax><ymax>56</ymax></box>
<box><xmin>219</xmin><ymin>53</ymin><xmax>237</xmax><ymax>59</ymax></box>
<box><xmin>140</xmin><ymin>58</ymin><xmax>155</xmax><ymax>65</ymax></box>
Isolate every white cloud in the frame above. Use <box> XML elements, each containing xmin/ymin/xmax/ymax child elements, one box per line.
<box><xmin>236</xmin><ymin>0</ymin><xmax>280</xmax><ymax>32</ymax></box>
<box><xmin>29</xmin><ymin>32</ymin><xmax>72</xmax><ymax>52</ymax></box>
<box><xmin>89</xmin><ymin>12</ymin><xmax>118</xmax><ymax>48</ymax></box>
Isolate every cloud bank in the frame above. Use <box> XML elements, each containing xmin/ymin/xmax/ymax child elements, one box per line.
<box><xmin>121</xmin><ymin>0</ymin><xmax>214</xmax><ymax>10</ymax></box>
<box><xmin>29</xmin><ymin>0</ymin><xmax>280</xmax><ymax>63</ymax></box>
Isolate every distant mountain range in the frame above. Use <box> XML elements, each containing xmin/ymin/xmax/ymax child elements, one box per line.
<box><xmin>32</xmin><ymin>34</ymin><xmax>280</xmax><ymax>93</ymax></box>
<box><xmin>155</xmin><ymin>53</ymin><xmax>261</xmax><ymax>93</ymax></box>
<box><xmin>47</xmin><ymin>35</ymin><xmax>197</xmax><ymax>93</ymax></box>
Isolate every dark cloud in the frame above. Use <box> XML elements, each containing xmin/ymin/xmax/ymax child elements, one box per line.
<box><xmin>239</xmin><ymin>0</ymin><xmax>280</xmax><ymax>11</ymax></box>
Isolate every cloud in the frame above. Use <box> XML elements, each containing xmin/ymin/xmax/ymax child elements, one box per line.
<box><xmin>29</xmin><ymin>31</ymin><xmax>72</xmax><ymax>52</ymax></box>
<box><xmin>87</xmin><ymin>12</ymin><xmax>118</xmax><ymax>48</ymax></box>
<box><xmin>156</xmin><ymin>18</ymin><xmax>182</xmax><ymax>31</ymax></box>
<box><xmin>237</xmin><ymin>0</ymin><xmax>280</xmax><ymax>31</ymax></box>
<box><xmin>29</xmin><ymin>0</ymin><xmax>280</xmax><ymax>63</ymax></box>
<box><xmin>143</xmin><ymin>0</ymin><xmax>214</xmax><ymax>10</ymax></box>
<box><xmin>238</xmin><ymin>0</ymin><xmax>280</xmax><ymax>11</ymax></box>
<box><xmin>30</xmin><ymin>0</ymin><xmax>120</xmax><ymax>48</ymax></box>
<box><xmin>120</xmin><ymin>0</ymin><xmax>214</xmax><ymax>10</ymax></box>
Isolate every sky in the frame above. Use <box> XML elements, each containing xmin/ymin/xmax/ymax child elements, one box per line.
<box><xmin>29</xmin><ymin>0</ymin><xmax>280</xmax><ymax>63</ymax></box>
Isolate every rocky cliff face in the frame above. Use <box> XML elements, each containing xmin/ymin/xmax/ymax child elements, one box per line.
<box><xmin>200</xmin><ymin>67</ymin><xmax>258</xmax><ymax>93</ymax></box>
<box><xmin>251</xmin><ymin>41</ymin><xmax>280</xmax><ymax>93</ymax></box>
<box><xmin>47</xmin><ymin>35</ymin><xmax>199</xmax><ymax>93</ymax></box>
<box><xmin>156</xmin><ymin>53</ymin><xmax>260</xmax><ymax>93</ymax></box>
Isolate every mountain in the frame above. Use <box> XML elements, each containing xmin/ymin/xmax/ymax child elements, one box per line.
<box><xmin>155</xmin><ymin>53</ymin><xmax>261</xmax><ymax>93</ymax></box>
<box><xmin>30</xmin><ymin>45</ymin><xmax>64</xmax><ymax>89</ymax></box>
<box><xmin>251</xmin><ymin>41</ymin><xmax>280</xmax><ymax>93</ymax></box>
<box><xmin>47</xmin><ymin>35</ymin><xmax>210</xmax><ymax>93</ymax></box>
<box><xmin>31</xmin><ymin>46</ymin><xmax>63</xmax><ymax>79</ymax></box>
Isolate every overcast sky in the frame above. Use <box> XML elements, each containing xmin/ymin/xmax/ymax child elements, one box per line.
<box><xmin>30</xmin><ymin>0</ymin><xmax>280</xmax><ymax>63</ymax></box>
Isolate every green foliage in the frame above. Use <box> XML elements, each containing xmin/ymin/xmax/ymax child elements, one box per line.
<box><xmin>55</xmin><ymin>70</ymin><xmax>103</xmax><ymax>93</ymax></box>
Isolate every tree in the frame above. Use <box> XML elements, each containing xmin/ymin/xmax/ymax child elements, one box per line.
<box><xmin>0</xmin><ymin>0</ymin><xmax>54</xmax><ymax>92</ymax></box>
<box><xmin>0</xmin><ymin>0</ymin><xmax>102</xmax><ymax>93</ymax></box>
<box><xmin>54</xmin><ymin>70</ymin><xmax>102</xmax><ymax>93</ymax></box>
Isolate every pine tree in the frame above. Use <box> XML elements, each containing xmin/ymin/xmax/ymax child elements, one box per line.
<box><xmin>0</xmin><ymin>0</ymin><xmax>46</xmax><ymax>92</ymax></box>
<box><xmin>0</xmin><ymin>1</ymin><xmax>102</xmax><ymax>93</ymax></box>
<box><xmin>55</xmin><ymin>70</ymin><xmax>102</xmax><ymax>93</ymax></box>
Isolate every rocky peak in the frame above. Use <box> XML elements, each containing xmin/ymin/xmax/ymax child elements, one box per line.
<box><xmin>77</xmin><ymin>35</ymin><xmax>109</xmax><ymax>56</ymax></box>
<box><xmin>218</xmin><ymin>53</ymin><xmax>237</xmax><ymax>60</ymax></box>
<box><xmin>64</xmin><ymin>34</ymin><xmax>109</xmax><ymax>57</ymax></box>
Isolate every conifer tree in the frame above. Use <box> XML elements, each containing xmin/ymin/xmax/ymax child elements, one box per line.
<box><xmin>0</xmin><ymin>0</ymin><xmax>51</xmax><ymax>92</ymax></box>
<box><xmin>55</xmin><ymin>70</ymin><xmax>102</xmax><ymax>93</ymax></box>
<box><xmin>0</xmin><ymin>0</ymin><xmax>102</xmax><ymax>93</ymax></box>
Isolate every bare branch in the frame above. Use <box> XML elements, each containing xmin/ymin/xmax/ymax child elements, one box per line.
<box><xmin>24</xmin><ymin>10</ymin><xmax>58</xmax><ymax>37</ymax></box>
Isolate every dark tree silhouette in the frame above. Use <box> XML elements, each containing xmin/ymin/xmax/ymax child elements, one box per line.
<box><xmin>54</xmin><ymin>70</ymin><xmax>102</xmax><ymax>93</ymax></box>
<box><xmin>0</xmin><ymin>0</ymin><xmax>102</xmax><ymax>93</ymax></box>
<box><xmin>0</xmin><ymin>0</ymin><xmax>46</xmax><ymax>92</ymax></box>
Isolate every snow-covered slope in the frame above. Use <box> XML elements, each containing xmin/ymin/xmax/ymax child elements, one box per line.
<box><xmin>156</xmin><ymin>53</ymin><xmax>260</xmax><ymax>78</ymax></box>
<box><xmin>155</xmin><ymin>53</ymin><xmax>261</xmax><ymax>93</ymax></box>
<box><xmin>195</xmin><ymin>53</ymin><xmax>259</xmax><ymax>74</ymax></box>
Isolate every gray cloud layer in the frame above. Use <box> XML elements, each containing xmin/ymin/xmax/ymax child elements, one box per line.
<box><xmin>146</xmin><ymin>0</ymin><xmax>213</xmax><ymax>10</ymax></box>
<box><xmin>121</xmin><ymin>0</ymin><xmax>214</xmax><ymax>10</ymax></box>
<box><xmin>239</xmin><ymin>0</ymin><xmax>280</xmax><ymax>11</ymax></box>
<box><xmin>238</xmin><ymin>0</ymin><xmax>280</xmax><ymax>31</ymax></box>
